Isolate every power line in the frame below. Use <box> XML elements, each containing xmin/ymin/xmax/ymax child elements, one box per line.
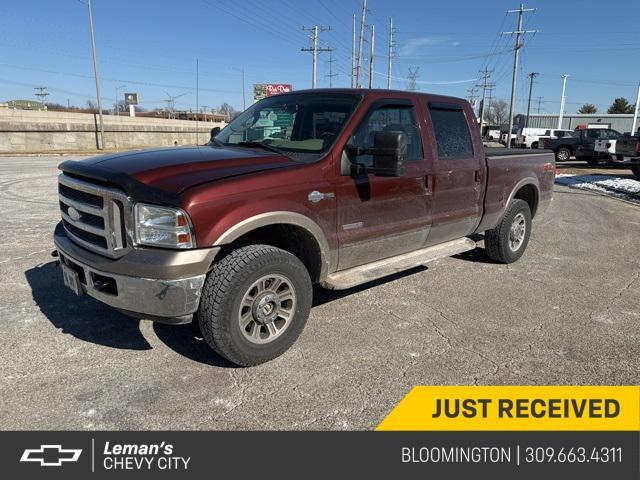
<box><xmin>34</xmin><ymin>86</ymin><xmax>49</xmax><ymax>104</ymax></box>
<box><xmin>325</xmin><ymin>50</ymin><xmax>337</xmax><ymax>87</ymax></box>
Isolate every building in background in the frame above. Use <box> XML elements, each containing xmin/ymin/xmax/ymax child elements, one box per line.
<box><xmin>514</xmin><ymin>113</ymin><xmax>636</xmax><ymax>133</ymax></box>
<box><xmin>2</xmin><ymin>100</ymin><xmax>46</xmax><ymax>110</ymax></box>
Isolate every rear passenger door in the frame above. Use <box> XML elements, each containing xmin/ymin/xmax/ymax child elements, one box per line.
<box><xmin>423</xmin><ymin>101</ymin><xmax>485</xmax><ymax>245</ymax></box>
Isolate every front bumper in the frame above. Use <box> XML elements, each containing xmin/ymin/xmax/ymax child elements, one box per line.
<box><xmin>54</xmin><ymin>223</ymin><xmax>217</xmax><ymax>322</ymax></box>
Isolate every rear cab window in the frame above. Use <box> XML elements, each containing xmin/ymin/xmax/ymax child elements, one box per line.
<box><xmin>428</xmin><ymin>102</ymin><xmax>474</xmax><ymax>159</ymax></box>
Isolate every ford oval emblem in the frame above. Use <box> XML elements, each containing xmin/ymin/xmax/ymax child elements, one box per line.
<box><xmin>67</xmin><ymin>206</ymin><xmax>81</xmax><ymax>221</ymax></box>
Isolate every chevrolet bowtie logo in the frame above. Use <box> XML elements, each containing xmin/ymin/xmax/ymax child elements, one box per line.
<box><xmin>20</xmin><ymin>445</ymin><xmax>82</xmax><ymax>467</ymax></box>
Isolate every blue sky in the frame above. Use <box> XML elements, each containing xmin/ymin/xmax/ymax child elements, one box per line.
<box><xmin>1</xmin><ymin>0</ymin><xmax>639</xmax><ymax>114</ymax></box>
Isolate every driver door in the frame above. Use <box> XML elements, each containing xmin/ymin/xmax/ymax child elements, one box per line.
<box><xmin>334</xmin><ymin>98</ymin><xmax>432</xmax><ymax>270</ymax></box>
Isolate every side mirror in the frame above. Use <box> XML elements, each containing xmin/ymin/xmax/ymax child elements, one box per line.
<box><xmin>210</xmin><ymin>126</ymin><xmax>221</xmax><ymax>141</ymax></box>
<box><xmin>370</xmin><ymin>131</ymin><xmax>407</xmax><ymax>177</ymax></box>
<box><xmin>346</xmin><ymin>131</ymin><xmax>407</xmax><ymax>177</ymax></box>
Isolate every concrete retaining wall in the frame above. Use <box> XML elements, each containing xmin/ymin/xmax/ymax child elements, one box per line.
<box><xmin>0</xmin><ymin>109</ymin><xmax>226</xmax><ymax>152</ymax></box>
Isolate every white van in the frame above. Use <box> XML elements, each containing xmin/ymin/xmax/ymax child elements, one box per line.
<box><xmin>516</xmin><ymin>128</ymin><xmax>548</xmax><ymax>149</ymax></box>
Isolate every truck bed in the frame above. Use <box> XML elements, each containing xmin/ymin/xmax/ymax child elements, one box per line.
<box><xmin>484</xmin><ymin>147</ymin><xmax>552</xmax><ymax>157</ymax></box>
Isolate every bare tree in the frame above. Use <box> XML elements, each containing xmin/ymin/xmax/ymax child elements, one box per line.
<box><xmin>217</xmin><ymin>102</ymin><xmax>236</xmax><ymax>121</ymax></box>
<box><xmin>487</xmin><ymin>99</ymin><xmax>508</xmax><ymax>125</ymax></box>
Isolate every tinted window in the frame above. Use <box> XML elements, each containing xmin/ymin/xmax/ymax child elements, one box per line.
<box><xmin>604</xmin><ymin>129</ymin><xmax>620</xmax><ymax>139</ymax></box>
<box><xmin>429</xmin><ymin>107</ymin><xmax>473</xmax><ymax>158</ymax></box>
<box><xmin>351</xmin><ymin>104</ymin><xmax>422</xmax><ymax>166</ymax></box>
<box><xmin>545</xmin><ymin>130</ymin><xmax>551</xmax><ymax>136</ymax></box>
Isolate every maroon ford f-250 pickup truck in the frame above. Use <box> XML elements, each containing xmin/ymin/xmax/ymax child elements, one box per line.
<box><xmin>54</xmin><ymin>89</ymin><xmax>555</xmax><ymax>366</ymax></box>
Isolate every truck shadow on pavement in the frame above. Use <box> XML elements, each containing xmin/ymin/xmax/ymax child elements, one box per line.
<box><xmin>25</xmin><ymin>261</ymin><xmax>233</xmax><ymax>367</ymax></box>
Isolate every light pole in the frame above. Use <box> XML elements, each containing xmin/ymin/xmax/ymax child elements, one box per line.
<box><xmin>86</xmin><ymin>0</ymin><xmax>105</xmax><ymax>149</ymax></box>
<box><xmin>114</xmin><ymin>84</ymin><xmax>126</xmax><ymax>116</ymax></box>
<box><xmin>558</xmin><ymin>74</ymin><xmax>569</xmax><ymax>129</ymax></box>
<box><xmin>233</xmin><ymin>68</ymin><xmax>246</xmax><ymax>111</ymax></box>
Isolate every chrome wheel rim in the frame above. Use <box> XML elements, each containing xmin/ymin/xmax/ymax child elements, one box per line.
<box><xmin>509</xmin><ymin>212</ymin><xmax>526</xmax><ymax>252</ymax></box>
<box><xmin>558</xmin><ymin>150</ymin><xmax>568</xmax><ymax>161</ymax></box>
<box><xmin>238</xmin><ymin>274</ymin><xmax>296</xmax><ymax>345</ymax></box>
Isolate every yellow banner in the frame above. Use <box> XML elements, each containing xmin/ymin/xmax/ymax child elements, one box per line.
<box><xmin>376</xmin><ymin>386</ymin><xmax>640</xmax><ymax>431</ymax></box>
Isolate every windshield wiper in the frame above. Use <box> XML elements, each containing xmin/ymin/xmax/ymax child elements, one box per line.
<box><xmin>236</xmin><ymin>141</ymin><xmax>287</xmax><ymax>156</ymax></box>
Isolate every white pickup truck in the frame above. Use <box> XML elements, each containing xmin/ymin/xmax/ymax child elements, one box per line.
<box><xmin>535</xmin><ymin>129</ymin><xmax>574</xmax><ymax>149</ymax></box>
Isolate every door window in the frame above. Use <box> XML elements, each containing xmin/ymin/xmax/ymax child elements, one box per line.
<box><xmin>429</xmin><ymin>107</ymin><xmax>474</xmax><ymax>159</ymax></box>
<box><xmin>350</xmin><ymin>104</ymin><xmax>422</xmax><ymax>166</ymax></box>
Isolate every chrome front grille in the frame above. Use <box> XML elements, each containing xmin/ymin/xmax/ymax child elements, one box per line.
<box><xmin>58</xmin><ymin>173</ymin><xmax>133</xmax><ymax>258</ymax></box>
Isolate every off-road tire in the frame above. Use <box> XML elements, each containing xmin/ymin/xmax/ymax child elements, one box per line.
<box><xmin>632</xmin><ymin>166</ymin><xmax>640</xmax><ymax>180</ymax></box>
<box><xmin>198</xmin><ymin>244</ymin><xmax>312</xmax><ymax>366</ymax></box>
<box><xmin>484</xmin><ymin>199</ymin><xmax>532</xmax><ymax>264</ymax></box>
<box><xmin>555</xmin><ymin>147</ymin><xmax>571</xmax><ymax>162</ymax></box>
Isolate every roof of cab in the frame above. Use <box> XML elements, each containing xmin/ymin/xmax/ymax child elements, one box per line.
<box><xmin>272</xmin><ymin>88</ymin><xmax>468</xmax><ymax>105</ymax></box>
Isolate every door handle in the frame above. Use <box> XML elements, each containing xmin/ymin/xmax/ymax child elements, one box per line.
<box><xmin>425</xmin><ymin>175</ymin><xmax>434</xmax><ymax>194</ymax></box>
<box><xmin>474</xmin><ymin>170</ymin><xmax>482</xmax><ymax>183</ymax></box>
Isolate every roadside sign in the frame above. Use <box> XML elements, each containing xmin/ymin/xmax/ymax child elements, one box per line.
<box><xmin>124</xmin><ymin>93</ymin><xmax>138</xmax><ymax>105</ymax></box>
<box><xmin>253</xmin><ymin>84</ymin><xmax>292</xmax><ymax>103</ymax></box>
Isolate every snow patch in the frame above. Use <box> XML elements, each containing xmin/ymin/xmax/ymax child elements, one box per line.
<box><xmin>555</xmin><ymin>174</ymin><xmax>640</xmax><ymax>205</ymax></box>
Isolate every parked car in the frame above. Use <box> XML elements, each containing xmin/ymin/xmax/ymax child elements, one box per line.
<box><xmin>54</xmin><ymin>89</ymin><xmax>555</xmax><ymax>366</ymax></box>
<box><xmin>537</xmin><ymin>129</ymin><xmax>574</xmax><ymax>149</ymax></box>
<box><xmin>515</xmin><ymin>127</ymin><xmax>547</xmax><ymax>149</ymax></box>
<box><xmin>613</xmin><ymin>130</ymin><xmax>640</xmax><ymax>179</ymax></box>
<box><xmin>547</xmin><ymin>125</ymin><xmax>620</xmax><ymax>165</ymax></box>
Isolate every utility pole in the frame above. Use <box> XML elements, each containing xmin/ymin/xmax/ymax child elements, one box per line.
<box><xmin>558</xmin><ymin>74</ymin><xmax>569</xmax><ymax>129</ymax></box>
<box><xmin>387</xmin><ymin>17</ymin><xmax>394</xmax><ymax>89</ymax></box>
<box><xmin>196</xmin><ymin>58</ymin><xmax>199</xmax><ymax>143</ymax></box>
<box><xmin>368</xmin><ymin>25</ymin><xmax>375</xmax><ymax>89</ymax></box>
<box><xmin>325</xmin><ymin>50</ymin><xmax>337</xmax><ymax>87</ymax></box>
<box><xmin>631</xmin><ymin>82</ymin><xmax>640</xmax><ymax>134</ymax></box>
<box><xmin>407</xmin><ymin>67</ymin><xmax>419</xmax><ymax>91</ymax></box>
<box><xmin>467</xmin><ymin>87</ymin><xmax>478</xmax><ymax>112</ymax></box>
<box><xmin>301</xmin><ymin>26</ymin><xmax>332</xmax><ymax>89</ymax></box>
<box><xmin>476</xmin><ymin>68</ymin><xmax>494</xmax><ymax>129</ymax></box>
<box><xmin>503</xmin><ymin>3</ymin><xmax>537</xmax><ymax>148</ymax></box>
<box><xmin>351</xmin><ymin>14</ymin><xmax>356</xmax><ymax>88</ymax></box>
<box><xmin>34</xmin><ymin>87</ymin><xmax>49</xmax><ymax>105</ymax></box>
<box><xmin>86</xmin><ymin>0</ymin><xmax>105</xmax><ymax>150</ymax></box>
<box><xmin>525</xmin><ymin>72</ymin><xmax>539</xmax><ymax>127</ymax></box>
<box><xmin>536</xmin><ymin>96</ymin><xmax>543</xmax><ymax>114</ymax></box>
<box><xmin>114</xmin><ymin>84</ymin><xmax>126</xmax><ymax>116</ymax></box>
<box><xmin>356</xmin><ymin>0</ymin><xmax>367</xmax><ymax>88</ymax></box>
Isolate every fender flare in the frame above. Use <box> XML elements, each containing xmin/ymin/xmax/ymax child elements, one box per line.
<box><xmin>212</xmin><ymin>211</ymin><xmax>333</xmax><ymax>280</ymax></box>
<box><xmin>504</xmin><ymin>177</ymin><xmax>540</xmax><ymax>217</ymax></box>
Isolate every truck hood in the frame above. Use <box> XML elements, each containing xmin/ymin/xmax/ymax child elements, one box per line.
<box><xmin>59</xmin><ymin>145</ymin><xmax>300</xmax><ymax>206</ymax></box>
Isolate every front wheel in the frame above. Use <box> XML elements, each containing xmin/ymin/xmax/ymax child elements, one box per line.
<box><xmin>198</xmin><ymin>245</ymin><xmax>312</xmax><ymax>366</ymax></box>
<box><xmin>531</xmin><ymin>142</ymin><xmax>538</xmax><ymax>149</ymax></box>
<box><xmin>632</xmin><ymin>166</ymin><xmax>640</xmax><ymax>179</ymax></box>
<box><xmin>484</xmin><ymin>199</ymin><xmax>532</xmax><ymax>264</ymax></box>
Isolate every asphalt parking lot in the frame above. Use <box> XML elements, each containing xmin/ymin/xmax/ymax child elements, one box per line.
<box><xmin>1</xmin><ymin>155</ymin><xmax>638</xmax><ymax>430</ymax></box>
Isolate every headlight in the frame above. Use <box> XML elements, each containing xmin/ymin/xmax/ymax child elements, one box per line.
<box><xmin>134</xmin><ymin>203</ymin><xmax>195</xmax><ymax>249</ymax></box>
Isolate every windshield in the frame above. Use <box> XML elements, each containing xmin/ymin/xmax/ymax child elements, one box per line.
<box><xmin>214</xmin><ymin>92</ymin><xmax>361</xmax><ymax>162</ymax></box>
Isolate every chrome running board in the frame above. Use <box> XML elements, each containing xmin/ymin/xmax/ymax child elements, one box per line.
<box><xmin>322</xmin><ymin>237</ymin><xmax>476</xmax><ymax>290</ymax></box>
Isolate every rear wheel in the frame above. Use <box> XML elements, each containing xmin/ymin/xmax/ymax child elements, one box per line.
<box><xmin>484</xmin><ymin>199</ymin><xmax>532</xmax><ymax>264</ymax></box>
<box><xmin>555</xmin><ymin>147</ymin><xmax>571</xmax><ymax>162</ymax></box>
<box><xmin>632</xmin><ymin>166</ymin><xmax>640</xmax><ymax>179</ymax></box>
<box><xmin>198</xmin><ymin>244</ymin><xmax>312</xmax><ymax>366</ymax></box>
<box><xmin>531</xmin><ymin>142</ymin><xmax>538</xmax><ymax>149</ymax></box>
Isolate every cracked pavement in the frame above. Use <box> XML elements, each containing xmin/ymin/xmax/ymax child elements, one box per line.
<box><xmin>1</xmin><ymin>155</ymin><xmax>638</xmax><ymax>430</ymax></box>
